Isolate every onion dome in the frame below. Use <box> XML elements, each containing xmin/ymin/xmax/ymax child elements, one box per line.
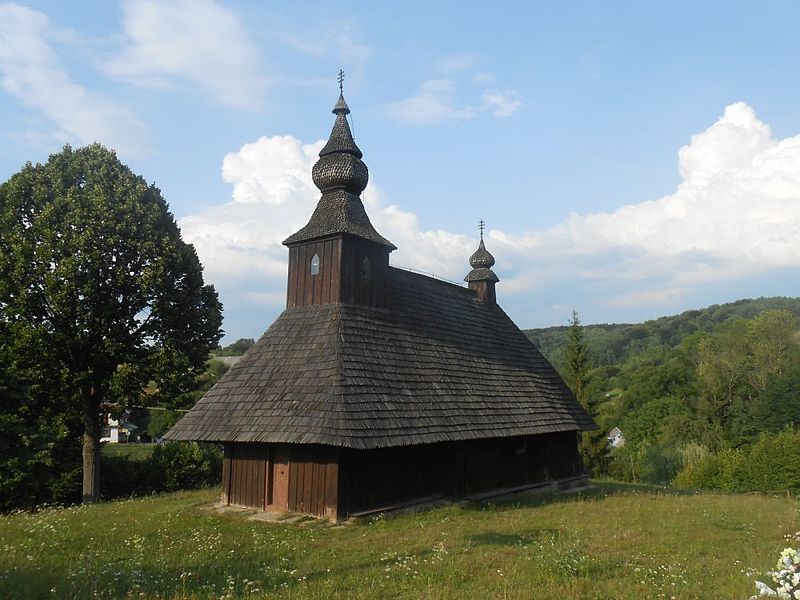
<box><xmin>283</xmin><ymin>78</ymin><xmax>395</xmax><ymax>250</ymax></box>
<box><xmin>465</xmin><ymin>224</ymin><xmax>499</xmax><ymax>283</ymax></box>
<box><xmin>311</xmin><ymin>92</ymin><xmax>369</xmax><ymax>194</ymax></box>
<box><xmin>469</xmin><ymin>238</ymin><xmax>495</xmax><ymax>269</ymax></box>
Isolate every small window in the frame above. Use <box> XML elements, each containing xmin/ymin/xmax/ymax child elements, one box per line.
<box><xmin>360</xmin><ymin>256</ymin><xmax>371</xmax><ymax>279</ymax></box>
<box><xmin>310</xmin><ymin>253</ymin><xmax>320</xmax><ymax>275</ymax></box>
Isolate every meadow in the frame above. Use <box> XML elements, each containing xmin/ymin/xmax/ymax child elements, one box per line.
<box><xmin>1</xmin><ymin>483</ymin><xmax>798</xmax><ymax>599</ymax></box>
<box><xmin>101</xmin><ymin>443</ymin><xmax>156</xmax><ymax>461</ymax></box>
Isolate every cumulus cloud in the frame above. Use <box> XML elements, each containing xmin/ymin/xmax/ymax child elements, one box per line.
<box><xmin>184</xmin><ymin>101</ymin><xmax>800</xmax><ymax>338</ymax></box>
<box><xmin>104</xmin><ymin>0</ymin><xmax>265</xmax><ymax>110</ymax></box>
<box><xmin>481</xmin><ymin>89</ymin><xmax>523</xmax><ymax>118</ymax></box>
<box><xmin>0</xmin><ymin>2</ymin><xmax>149</xmax><ymax>156</ymax></box>
<box><xmin>181</xmin><ymin>134</ymin><xmax>474</xmax><ymax>290</ymax></box>
<box><xmin>221</xmin><ymin>135</ymin><xmax>322</xmax><ymax>205</ymax></box>
<box><xmin>491</xmin><ymin>102</ymin><xmax>800</xmax><ymax>307</ymax></box>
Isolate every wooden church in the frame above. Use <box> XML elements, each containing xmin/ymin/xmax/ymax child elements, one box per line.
<box><xmin>165</xmin><ymin>86</ymin><xmax>596</xmax><ymax>520</ymax></box>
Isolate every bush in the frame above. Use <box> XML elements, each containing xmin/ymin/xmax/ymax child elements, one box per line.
<box><xmin>673</xmin><ymin>428</ymin><xmax>800</xmax><ymax>493</ymax></box>
<box><xmin>147</xmin><ymin>409</ymin><xmax>183</xmax><ymax>439</ymax></box>
<box><xmin>101</xmin><ymin>442</ymin><xmax>221</xmax><ymax>500</ymax></box>
<box><xmin>152</xmin><ymin>441</ymin><xmax>222</xmax><ymax>492</ymax></box>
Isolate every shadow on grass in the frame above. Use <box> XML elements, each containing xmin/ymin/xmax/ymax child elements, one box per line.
<box><xmin>467</xmin><ymin>528</ymin><xmax>560</xmax><ymax>547</ymax></box>
<box><xmin>449</xmin><ymin>479</ymin><xmax>711</xmax><ymax>518</ymax></box>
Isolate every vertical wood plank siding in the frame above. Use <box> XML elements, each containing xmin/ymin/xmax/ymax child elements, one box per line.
<box><xmin>224</xmin><ymin>443</ymin><xmax>270</xmax><ymax>510</ymax></box>
<box><xmin>288</xmin><ymin>238</ymin><xmax>340</xmax><ymax>308</ymax></box>
<box><xmin>224</xmin><ymin>443</ymin><xmax>340</xmax><ymax>520</ymax></box>
<box><xmin>339</xmin><ymin>432</ymin><xmax>582</xmax><ymax>515</ymax></box>
<box><xmin>286</xmin><ymin>235</ymin><xmax>389</xmax><ymax>309</ymax></box>
<box><xmin>223</xmin><ymin>433</ymin><xmax>580</xmax><ymax>521</ymax></box>
<box><xmin>286</xmin><ymin>445</ymin><xmax>339</xmax><ymax>520</ymax></box>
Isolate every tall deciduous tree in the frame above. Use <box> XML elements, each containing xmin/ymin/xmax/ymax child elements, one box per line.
<box><xmin>0</xmin><ymin>144</ymin><xmax>223</xmax><ymax>503</ymax></box>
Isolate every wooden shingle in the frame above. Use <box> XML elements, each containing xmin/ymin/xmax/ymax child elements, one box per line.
<box><xmin>166</xmin><ymin>267</ymin><xmax>595</xmax><ymax>448</ymax></box>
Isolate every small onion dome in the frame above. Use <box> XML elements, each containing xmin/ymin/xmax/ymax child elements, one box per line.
<box><xmin>312</xmin><ymin>93</ymin><xmax>369</xmax><ymax>194</ymax></box>
<box><xmin>465</xmin><ymin>238</ymin><xmax>499</xmax><ymax>283</ymax></box>
<box><xmin>469</xmin><ymin>238</ymin><xmax>495</xmax><ymax>269</ymax></box>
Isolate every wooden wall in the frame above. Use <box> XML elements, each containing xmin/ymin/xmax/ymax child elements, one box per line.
<box><xmin>223</xmin><ymin>443</ymin><xmax>339</xmax><ymax>520</ymax></box>
<box><xmin>339</xmin><ymin>432</ymin><xmax>583</xmax><ymax>515</ymax></box>
<box><xmin>223</xmin><ymin>433</ymin><xmax>581</xmax><ymax>521</ymax></box>
<box><xmin>286</xmin><ymin>445</ymin><xmax>339</xmax><ymax>520</ymax></box>
<box><xmin>223</xmin><ymin>443</ymin><xmax>271</xmax><ymax>509</ymax></box>
<box><xmin>338</xmin><ymin>236</ymin><xmax>389</xmax><ymax>307</ymax></box>
<box><xmin>286</xmin><ymin>237</ymin><xmax>341</xmax><ymax>308</ymax></box>
<box><xmin>286</xmin><ymin>235</ymin><xmax>389</xmax><ymax>309</ymax></box>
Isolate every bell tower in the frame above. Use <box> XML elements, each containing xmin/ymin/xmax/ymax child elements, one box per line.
<box><xmin>283</xmin><ymin>74</ymin><xmax>396</xmax><ymax>308</ymax></box>
<box><xmin>464</xmin><ymin>220</ymin><xmax>499</xmax><ymax>306</ymax></box>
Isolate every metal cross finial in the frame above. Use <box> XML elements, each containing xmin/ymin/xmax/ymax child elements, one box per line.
<box><xmin>337</xmin><ymin>69</ymin><xmax>345</xmax><ymax>92</ymax></box>
<box><xmin>479</xmin><ymin>219</ymin><xmax>485</xmax><ymax>240</ymax></box>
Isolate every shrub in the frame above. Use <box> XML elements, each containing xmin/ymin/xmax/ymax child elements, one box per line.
<box><xmin>673</xmin><ymin>428</ymin><xmax>800</xmax><ymax>493</ymax></box>
<box><xmin>101</xmin><ymin>442</ymin><xmax>221</xmax><ymax>500</ymax></box>
<box><xmin>152</xmin><ymin>442</ymin><xmax>222</xmax><ymax>492</ymax></box>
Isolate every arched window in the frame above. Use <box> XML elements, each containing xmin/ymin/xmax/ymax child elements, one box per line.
<box><xmin>361</xmin><ymin>256</ymin><xmax>371</xmax><ymax>279</ymax></box>
<box><xmin>310</xmin><ymin>253</ymin><xmax>320</xmax><ymax>275</ymax></box>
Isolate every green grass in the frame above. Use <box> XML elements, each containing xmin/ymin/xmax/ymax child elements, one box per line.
<box><xmin>101</xmin><ymin>443</ymin><xmax>155</xmax><ymax>460</ymax></box>
<box><xmin>1</xmin><ymin>483</ymin><xmax>798</xmax><ymax>599</ymax></box>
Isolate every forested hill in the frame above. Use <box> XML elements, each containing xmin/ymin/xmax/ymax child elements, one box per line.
<box><xmin>524</xmin><ymin>296</ymin><xmax>800</xmax><ymax>372</ymax></box>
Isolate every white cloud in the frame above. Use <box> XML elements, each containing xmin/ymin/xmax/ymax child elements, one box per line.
<box><xmin>438</xmin><ymin>53</ymin><xmax>480</xmax><ymax>73</ymax></box>
<box><xmin>491</xmin><ymin>101</ymin><xmax>800</xmax><ymax>306</ymax></box>
<box><xmin>104</xmin><ymin>0</ymin><xmax>265</xmax><ymax>110</ymax></box>
<box><xmin>387</xmin><ymin>63</ymin><xmax>523</xmax><ymax>125</ymax></box>
<box><xmin>181</xmin><ymin>134</ymin><xmax>473</xmax><ymax>292</ymax></box>
<box><xmin>385</xmin><ymin>80</ymin><xmax>476</xmax><ymax>125</ymax></box>
<box><xmin>278</xmin><ymin>18</ymin><xmax>372</xmax><ymax>67</ymax></box>
<box><xmin>179</xmin><ymin>136</ymin><xmax>324</xmax><ymax>284</ymax></box>
<box><xmin>481</xmin><ymin>89</ymin><xmax>523</xmax><ymax>118</ymax></box>
<box><xmin>221</xmin><ymin>135</ymin><xmax>322</xmax><ymax>205</ymax></box>
<box><xmin>0</xmin><ymin>3</ymin><xmax>149</xmax><ymax>156</ymax></box>
<box><xmin>185</xmin><ymin>101</ymin><xmax>800</xmax><ymax>337</ymax></box>
<box><xmin>473</xmin><ymin>71</ymin><xmax>495</xmax><ymax>85</ymax></box>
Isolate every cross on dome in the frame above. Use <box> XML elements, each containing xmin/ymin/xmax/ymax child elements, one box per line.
<box><xmin>466</xmin><ymin>220</ymin><xmax>499</xmax><ymax>286</ymax></box>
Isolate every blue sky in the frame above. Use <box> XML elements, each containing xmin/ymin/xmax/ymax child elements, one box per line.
<box><xmin>2</xmin><ymin>0</ymin><xmax>800</xmax><ymax>342</ymax></box>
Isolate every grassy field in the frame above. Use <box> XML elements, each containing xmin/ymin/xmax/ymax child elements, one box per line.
<box><xmin>101</xmin><ymin>443</ymin><xmax>156</xmax><ymax>460</ymax></box>
<box><xmin>1</xmin><ymin>483</ymin><xmax>798</xmax><ymax>599</ymax></box>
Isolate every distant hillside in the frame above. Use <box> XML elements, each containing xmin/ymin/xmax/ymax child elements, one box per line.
<box><xmin>524</xmin><ymin>296</ymin><xmax>800</xmax><ymax>372</ymax></box>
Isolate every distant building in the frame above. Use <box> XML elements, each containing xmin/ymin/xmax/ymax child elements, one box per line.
<box><xmin>607</xmin><ymin>427</ymin><xmax>625</xmax><ymax>448</ymax></box>
<box><xmin>166</xmin><ymin>86</ymin><xmax>596</xmax><ymax>520</ymax></box>
<box><xmin>101</xmin><ymin>412</ymin><xmax>137</xmax><ymax>444</ymax></box>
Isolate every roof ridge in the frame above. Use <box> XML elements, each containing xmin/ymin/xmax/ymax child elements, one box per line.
<box><xmin>389</xmin><ymin>265</ymin><xmax>472</xmax><ymax>293</ymax></box>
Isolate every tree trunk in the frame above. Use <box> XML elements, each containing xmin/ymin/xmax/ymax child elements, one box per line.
<box><xmin>82</xmin><ymin>390</ymin><xmax>102</xmax><ymax>503</ymax></box>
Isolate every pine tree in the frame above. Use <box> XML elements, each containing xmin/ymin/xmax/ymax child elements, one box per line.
<box><xmin>564</xmin><ymin>310</ymin><xmax>610</xmax><ymax>475</ymax></box>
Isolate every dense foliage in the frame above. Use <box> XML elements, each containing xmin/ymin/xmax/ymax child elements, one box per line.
<box><xmin>215</xmin><ymin>337</ymin><xmax>255</xmax><ymax>356</ymax></box>
<box><xmin>0</xmin><ymin>144</ymin><xmax>223</xmax><ymax>504</ymax></box>
<box><xmin>101</xmin><ymin>442</ymin><xmax>222</xmax><ymax>500</ymax></box>
<box><xmin>528</xmin><ymin>299</ymin><xmax>800</xmax><ymax>490</ymax></box>
<box><xmin>674</xmin><ymin>429</ymin><xmax>800</xmax><ymax>493</ymax></box>
<box><xmin>526</xmin><ymin>297</ymin><xmax>800</xmax><ymax>371</ymax></box>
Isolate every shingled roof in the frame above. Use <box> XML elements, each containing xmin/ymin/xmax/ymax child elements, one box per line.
<box><xmin>282</xmin><ymin>190</ymin><xmax>395</xmax><ymax>248</ymax></box>
<box><xmin>166</xmin><ymin>267</ymin><xmax>595</xmax><ymax>448</ymax></box>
